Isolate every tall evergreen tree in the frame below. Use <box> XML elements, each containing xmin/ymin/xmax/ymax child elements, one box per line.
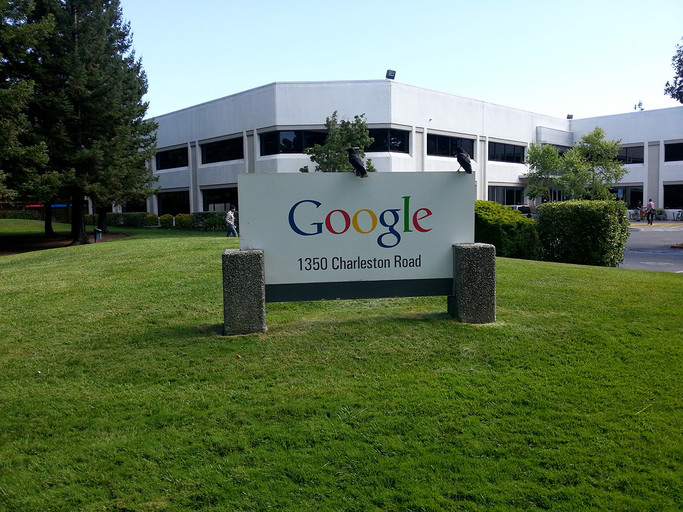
<box><xmin>0</xmin><ymin>0</ymin><xmax>52</xmax><ymax>203</ymax></box>
<box><xmin>26</xmin><ymin>0</ymin><xmax>156</xmax><ymax>243</ymax></box>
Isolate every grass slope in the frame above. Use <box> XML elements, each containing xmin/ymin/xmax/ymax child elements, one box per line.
<box><xmin>0</xmin><ymin>229</ymin><xmax>680</xmax><ymax>511</ymax></box>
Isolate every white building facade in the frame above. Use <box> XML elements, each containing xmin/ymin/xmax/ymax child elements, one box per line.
<box><xmin>147</xmin><ymin>80</ymin><xmax>683</xmax><ymax>216</ymax></box>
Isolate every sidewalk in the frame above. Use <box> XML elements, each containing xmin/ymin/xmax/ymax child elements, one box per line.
<box><xmin>621</xmin><ymin>221</ymin><xmax>683</xmax><ymax>273</ymax></box>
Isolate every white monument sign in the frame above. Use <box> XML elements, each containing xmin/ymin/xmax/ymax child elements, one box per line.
<box><xmin>238</xmin><ymin>172</ymin><xmax>474</xmax><ymax>300</ymax></box>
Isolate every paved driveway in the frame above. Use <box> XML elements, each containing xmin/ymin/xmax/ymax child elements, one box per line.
<box><xmin>621</xmin><ymin>222</ymin><xmax>683</xmax><ymax>273</ymax></box>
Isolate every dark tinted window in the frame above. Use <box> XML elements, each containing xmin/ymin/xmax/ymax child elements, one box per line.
<box><xmin>260</xmin><ymin>130</ymin><xmax>327</xmax><ymax>155</ymax></box>
<box><xmin>617</xmin><ymin>146</ymin><xmax>644</xmax><ymax>164</ymax></box>
<box><xmin>488</xmin><ymin>142</ymin><xmax>525</xmax><ymax>163</ymax></box>
<box><xmin>156</xmin><ymin>147</ymin><xmax>188</xmax><ymax>170</ymax></box>
<box><xmin>427</xmin><ymin>134</ymin><xmax>475</xmax><ymax>158</ymax></box>
<box><xmin>367</xmin><ymin>129</ymin><xmax>410</xmax><ymax>153</ymax></box>
<box><xmin>665</xmin><ymin>142</ymin><xmax>683</xmax><ymax>162</ymax></box>
<box><xmin>201</xmin><ymin>138</ymin><xmax>244</xmax><ymax>164</ymax></box>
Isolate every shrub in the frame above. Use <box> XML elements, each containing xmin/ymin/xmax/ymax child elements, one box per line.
<box><xmin>159</xmin><ymin>214</ymin><xmax>174</xmax><ymax>228</ymax></box>
<box><xmin>0</xmin><ymin>210</ymin><xmax>38</xmax><ymax>220</ymax></box>
<box><xmin>84</xmin><ymin>214</ymin><xmax>97</xmax><ymax>226</ymax></box>
<box><xmin>474</xmin><ymin>200</ymin><xmax>539</xmax><ymax>259</ymax></box>
<box><xmin>191</xmin><ymin>211</ymin><xmax>227</xmax><ymax>231</ymax></box>
<box><xmin>174</xmin><ymin>213</ymin><xmax>194</xmax><ymax>230</ymax></box>
<box><xmin>143</xmin><ymin>214</ymin><xmax>159</xmax><ymax>227</ymax></box>
<box><xmin>106</xmin><ymin>212</ymin><xmax>147</xmax><ymax>227</ymax></box>
<box><xmin>536</xmin><ymin>200</ymin><xmax>629</xmax><ymax>267</ymax></box>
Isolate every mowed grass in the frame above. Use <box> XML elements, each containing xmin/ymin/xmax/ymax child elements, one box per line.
<box><xmin>0</xmin><ymin>223</ymin><xmax>681</xmax><ymax>511</ymax></box>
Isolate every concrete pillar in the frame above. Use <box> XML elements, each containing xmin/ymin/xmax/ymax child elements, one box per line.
<box><xmin>448</xmin><ymin>243</ymin><xmax>496</xmax><ymax>323</ymax></box>
<box><xmin>222</xmin><ymin>249</ymin><xmax>267</xmax><ymax>335</ymax></box>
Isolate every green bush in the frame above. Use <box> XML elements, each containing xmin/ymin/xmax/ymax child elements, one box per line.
<box><xmin>84</xmin><ymin>214</ymin><xmax>97</xmax><ymax>226</ymax></box>
<box><xmin>159</xmin><ymin>214</ymin><xmax>174</xmax><ymax>228</ymax></box>
<box><xmin>474</xmin><ymin>200</ymin><xmax>539</xmax><ymax>259</ymax></box>
<box><xmin>106</xmin><ymin>212</ymin><xmax>147</xmax><ymax>227</ymax></box>
<box><xmin>191</xmin><ymin>211</ymin><xmax>228</xmax><ymax>231</ymax></box>
<box><xmin>536</xmin><ymin>200</ymin><xmax>629</xmax><ymax>267</ymax></box>
<box><xmin>0</xmin><ymin>210</ymin><xmax>38</xmax><ymax>220</ymax></box>
<box><xmin>174</xmin><ymin>213</ymin><xmax>194</xmax><ymax>230</ymax></box>
<box><xmin>143</xmin><ymin>214</ymin><xmax>159</xmax><ymax>227</ymax></box>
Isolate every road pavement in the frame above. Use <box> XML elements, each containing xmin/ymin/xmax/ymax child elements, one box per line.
<box><xmin>621</xmin><ymin>221</ymin><xmax>683</xmax><ymax>273</ymax></box>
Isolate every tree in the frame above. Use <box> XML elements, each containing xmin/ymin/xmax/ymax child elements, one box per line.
<box><xmin>559</xmin><ymin>127</ymin><xmax>626</xmax><ymax>200</ymax></box>
<box><xmin>21</xmin><ymin>0</ymin><xmax>156</xmax><ymax>243</ymax></box>
<box><xmin>0</xmin><ymin>0</ymin><xmax>52</xmax><ymax>203</ymax></box>
<box><xmin>664</xmin><ymin>37</ymin><xmax>683</xmax><ymax>104</ymax></box>
<box><xmin>524</xmin><ymin>142</ymin><xmax>563</xmax><ymax>202</ymax></box>
<box><xmin>300</xmin><ymin>111</ymin><xmax>376</xmax><ymax>173</ymax></box>
<box><xmin>523</xmin><ymin>128</ymin><xmax>626</xmax><ymax>202</ymax></box>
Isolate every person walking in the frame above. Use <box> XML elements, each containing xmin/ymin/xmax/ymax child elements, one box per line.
<box><xmin>226</xmin><ymin>205</ymin><xmax>238</xmax><ymax>237</ymax></box>
<box><xmin>646</xmin><ymin>198</ymin><xmax>656</xmax><ymax>225</ymax></box>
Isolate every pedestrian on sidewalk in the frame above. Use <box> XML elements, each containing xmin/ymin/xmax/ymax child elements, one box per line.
<box><xmin>646</xmin><ymin>198</ymin><xmax>656</xmax><ymax>225</ymax></box>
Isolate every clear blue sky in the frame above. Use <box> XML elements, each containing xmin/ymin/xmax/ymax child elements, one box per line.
<box><xmin>118</xmin><ymin>0</ymin><xmax>682</xmax><ymax>120</ymax></box>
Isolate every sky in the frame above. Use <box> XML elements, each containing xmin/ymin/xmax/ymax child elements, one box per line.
<box><xmin>118</xmin><ymin>0</ymin><xmax>683</xmax><ymax>120</ymax></box>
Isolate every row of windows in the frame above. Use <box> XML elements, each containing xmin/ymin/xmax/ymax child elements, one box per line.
<box><xmin>156</xmin><ymin>138</ymin><xmax>683</xmax><ymax>170</ymax></box>
<box><xmin>259</xmin><ymin>130</ymin><xmax>326</xmax><ymax>155</ymax></box>
<box><xmin>259</xmin><ymin>128</ymin><xmax>413</xmax><ymax>155</ymax></box>
<box><xmin>157</xmin><ymin>131</ymin><xmax>478</xmax><ymax>169</ymax></box>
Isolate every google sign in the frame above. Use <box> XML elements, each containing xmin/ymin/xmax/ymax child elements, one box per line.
<box><xmin>238</xmin><ymin>172</ymin><xmax>474</xmax><ymax>301</ymax></box>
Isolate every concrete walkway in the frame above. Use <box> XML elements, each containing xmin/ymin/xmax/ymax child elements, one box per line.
<box><xmin>621</xmin><ymin>221</ymin><xmax>683</xmax><ymax>273</ymax></box>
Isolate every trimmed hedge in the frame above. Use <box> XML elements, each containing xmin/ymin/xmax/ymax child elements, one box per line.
<box><xmin>143</xmin><ymin>214</ymin><xmax>159</xmax><ymax>227</ymax></box>
<box><xmin>81</xmin><ymin>211</ymin><xmax>232</xmax><ymax>232</ymax></box>
<box><xmin>174</xmin><ymin>213</ymin><xmax>194</xmax><ymax>230</ymax></box>
<box><xmin>106</xmin><ymin>212</ymin><xmax>148</xmax><ymax>228</ymax></box>
<box><xmin>159</xmin><ymin>214</ymin><xmax>173</xmax><ymax>228</ymax></box>
<box><xmin>474</xmin><ymin>200</ymin><xmax>539</xmax><ymax>260</ymax></box>
<box><xmin>191</xmin><ymin>211</ymin><xmax>228</xmax><ymax>231</ymax></box>
<box><xmin>536</xmin><ymin>200</ymin><xmax>629</xmax><ymax>267</ymax></box>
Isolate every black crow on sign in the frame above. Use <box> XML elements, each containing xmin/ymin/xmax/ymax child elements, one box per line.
<box><xmin>454</xmin><ymin>147</ymin><xmax>472</xmax><ymax>174</ymax></box>
<box><xmin>347</xmin><ymin>148</ymin><xmax>368</xmax><ymax>178</ymax></box>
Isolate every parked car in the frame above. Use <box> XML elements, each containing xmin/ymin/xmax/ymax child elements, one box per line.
<box><xmin>508</xmin><ymin>205</ymin><xmax>532</xmax><ymax>216</ymax></box>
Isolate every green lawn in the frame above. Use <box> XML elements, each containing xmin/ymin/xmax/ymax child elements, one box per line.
<box><xmin>0</xmin><ymin>222</ymin><xmax>681</xmax><ymax>511</ymax></box>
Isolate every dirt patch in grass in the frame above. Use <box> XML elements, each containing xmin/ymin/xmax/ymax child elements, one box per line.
<box><xmin>0</xmin><ymin>232</ymin><xmax>131</xmax><ymax>256</ymax></box>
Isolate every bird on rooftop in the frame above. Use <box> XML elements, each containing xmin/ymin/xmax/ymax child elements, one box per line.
<box><xmin>454</xmin><ymin>147</ymin><xmax>472</xmax><ymax>174</ymax></box>
<box><xmin>347</xmin><ymin>148</ymin><xmax>368</xmax><ymax>178</ymax></box>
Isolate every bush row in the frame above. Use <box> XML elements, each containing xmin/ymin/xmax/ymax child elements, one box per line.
<box><xmin>84</xmin><ymin>211</ymin><xmax>231</xmax><ymax>231</ymax></box>
<box><xmin>474</xmin><ymin>200</ymin><xmax>629</xmax><ymax>267</ymax></box>
<box><xmin>0</xmin><ymin>210</ymin><xmax>39</xmax><ymax>220</ymax></box>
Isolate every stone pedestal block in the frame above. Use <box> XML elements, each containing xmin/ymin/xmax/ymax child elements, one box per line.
<box><xmin>447</xmin><ymin>243</ymin><xmax>496</xmax><ymax>324</ymax></box>
<box><xmin>222</xmin><ymin>249</ymin><xmax>267</xmax><ymax>335</ymax></box>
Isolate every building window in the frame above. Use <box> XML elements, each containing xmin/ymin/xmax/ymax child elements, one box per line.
<box><xmin>367</xmin><ymin>129</ymin><xmax>410</xmax><ymax>153</ymax></box>
<box><xmin>203</xmin><ymin>187</ymin><xmax>238</xmax><ymax>212</ymax></box>
<box><xmin>201</xmin><ymin>137</ymin><xmax>244</xmax><ymax>164</ymax></box>
<box><xmin>488</xmin><ymin>142</ymin><xmax>525</xmax><ymax>163</ymax></box>
<box><xmin>664</xmin><ymin>184</ymin><xmax>683</xmax><ymax>209</ymax></box>
<box><xmin>664</xmin><ymin>142</ymin><xmax>683</xmax><ymax>162</ymax></box>
<box><xmin>488</xmin><ymin>186</ymin><xmax>525</xmax><ymax>205</ymax></box>
<box><xmin>427</xmin><ymin>134</ymin><xmax>475</xmax><ymax>158</ymax></box>
<box><xmin>157</xmin><ymin>191</ymin><xmax>190</xmax><ymax>216</ymax></box>
<box><xmin>259</xmin><ymin>130</ymin><xmax>326</xmax><ymax>155</ymax></box>
<box><xmin>156</xmin><ymin>147</ymin><xmax>188</xmax><ymax>170</ymax></box>
<box><xmin>617</xmin><ymin>145</ymin><xmax>644</xmax><ymax>164</ymax></box>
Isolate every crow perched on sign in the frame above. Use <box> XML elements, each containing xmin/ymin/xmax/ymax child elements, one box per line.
<box><xmin>347</xmin><ymin>148</ymin><xmax>368</xmax><ymax>178</ymax></box>
<box><xmin>454</xmin><ymin>147</ymin><xmax>472</xmax><ymax>174</ymax></box>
